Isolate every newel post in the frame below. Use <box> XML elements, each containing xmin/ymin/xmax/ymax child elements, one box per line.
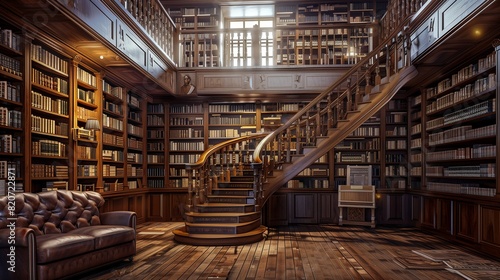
<box><xmin>251</xmin><ymin>162</ymin><xmax>263</xmax><ymax>210</ymax></box>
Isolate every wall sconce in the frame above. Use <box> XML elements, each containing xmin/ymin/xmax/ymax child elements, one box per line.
<box><xmin>85</xmin><ymin>118</ymin><xmax>101</xmax><ymax>141</ymax></box>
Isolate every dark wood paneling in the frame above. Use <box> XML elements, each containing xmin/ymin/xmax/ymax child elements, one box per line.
<box><xmin>377</xmin><ymin>193</ymin><xmax>410</xmax><ymax>225</ymax></box>
<box><xmin>264</xmin><ymin>193</ymin><xmax>288</xmax><ymax>227</ymax></box>
<box><xmin>148</xmin><ymin>193</ymin><xmax>166</xmax><ymax>221</ymax></box>
<box><xmin>456</xmin><ymin>201</ymin><xmax>479</xmax><ymax>242</ymax></box>
<box><xmin>421</xmin><ymin>197</ymin><xmax>436</xmax><ymax>229</ymax></box>
<box><xmin>411</xmin><ymin>195</ymin><xmax>421</xmax><ymax>222</ymax></box>
<box><xmin>481</xmin><ymin>206</ymin><xmax>500</xmax><ymax>246</ymax></box>
<box><xmin>318</xmin><ymin>192</ymin><xmax>337</xmax><ymax>224</ymax></box>
<box><xmin>288</xmin><ymin>193</ymin><xmax>317</xmax><ymax>223</ymax></box>
<box><xmin>437</xmin><ymin>199</ymin><xmax>452</xmax><ymax>235</ymax></box>
<box><xmin>168</xmin><ymin>193</ymin><xmax>187</xmax><ymax>221</ymax></box>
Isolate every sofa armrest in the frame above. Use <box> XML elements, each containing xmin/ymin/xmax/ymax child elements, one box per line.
<box><xmin>0</xmin><ymin>227</ymin><xmax>35</xmax><ymax>248</ymax></box>
<box><xmin>100</xmin><ymin>211</ymin><xmax>137</xmax><ymax>230</ymax></box>
<box><xmin>0</xmin><ymin>228</ymin><xmax>36</xmax><ymax>280</ymax></box>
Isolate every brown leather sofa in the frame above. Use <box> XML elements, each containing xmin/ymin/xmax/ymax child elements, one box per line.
<box><xmin>0</xmin><ymin>190</ymin><xmax>136</xmax><ymax>280</ymax></box>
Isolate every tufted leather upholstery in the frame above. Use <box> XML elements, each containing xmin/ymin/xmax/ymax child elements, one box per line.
<box><xmin>0</xmin><ymin>190</ymin><xmax>136</xmax><ymax>280</ymax></box>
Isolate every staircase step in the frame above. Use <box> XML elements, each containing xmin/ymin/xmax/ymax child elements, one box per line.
<box><xmin>218</xmin><ymin>182</ymin><xmax>254</xmax><ymax>188</ymax></box>
<box><xmin>212</xmin><ymin>188</ymin><xmax>254</xmax><ymax>196</ymax></box>
<box><xmin>185</xmin><ymin>212</ymin><xmax>261</xmax><ymax>224</ymax></box>
<box><xmin>229</xmin><ymin>175</ymin><xmax>254</xmax><ymax>182</ymax></box>
<box><xmin>194</xmin><ymin>203</ymin><xmax>255</xmax><ymax>213</ymax></box>
<box><xmin>185</xmin><ymin>219</ymin><xmax>261</xmax><ymax>235</ymax></box>
<box><xmin>173</xmin><ymin>225</ymin><xmax>267</xmax><ymax>246</ymax></box>
<box><xmin>207</xmin><ymin>195</ymin><xmax>255</xmax><ymax>204</ymax></box>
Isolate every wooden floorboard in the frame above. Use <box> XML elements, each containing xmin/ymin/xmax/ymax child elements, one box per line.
<box><xmin>78</xmin><ymin>222</ymin><xmax>500</xmax><ymax>280</ymax></box>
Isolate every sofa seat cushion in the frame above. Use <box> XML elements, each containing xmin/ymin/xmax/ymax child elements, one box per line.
<box><xmin>36</xmin><ymin>233</ymin><xmax>95</xmax><ymax>264</ymax></box>
<box><xmin>71</xmin><ymin>225</ymin><xmax>135</xmax><ymax>249</ymax></box>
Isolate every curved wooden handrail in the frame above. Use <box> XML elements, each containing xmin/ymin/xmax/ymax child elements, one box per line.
<box><xmin>253</xmin><ymin>16</ymin><xmax>415</xmax><ymax>165</ymax></box>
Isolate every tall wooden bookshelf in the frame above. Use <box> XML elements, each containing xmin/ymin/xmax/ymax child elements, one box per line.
<box><xmin>170</xmin><ymin>6</ymin><xmax>221</xmax><ymax>68</ymax></box>
<box><xmin>0</xmin><ymin>22</ymin><xmax>23</xmax><ymax>195</ymax></box>
<box><xmin>147</xmin><ymin>102</ymin><xmax>167</xmax><ymax>188</ymax></box>
<box><xmin>102</xmin><ymin>79</ymin><xmax>125</xmax><ymax>192</ymax></box>
<box><xmin>29</xmin><ymin>41</ymin><xmax>71</xmax><ymax>193</ymax></box>
<box><xmin>126</xmin><ymin>91</ymin><xmax>146</xmax><ymax>189</ymax></box>
<box><xmin>276</xmin><ymin>1</ymin><xmax>377</xmax><ymax>66</ymax></box>
<box><xmin>74</xmin><ymin>64</ymin><xmax>100</xmax><ymax>192</ymax></box>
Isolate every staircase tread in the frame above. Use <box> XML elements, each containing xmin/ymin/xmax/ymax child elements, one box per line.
<box><xmin>196</xmin><ymin>203</ymin><xmax>254</xmax><ymax>207</ymax></box>
<box><xmin>173</xmin><ymin>225</ymin><xmax>267</xmax><ymax>239</ymax></box>
<box><xmin>186</xmin><ymin>212</ymin><xmax>258</xmax><ymax>217</ymax></box>
<box><xmin>185</xmin><ymin>220</ymin><xmax>259</xmax><ymax>227</ymax></box>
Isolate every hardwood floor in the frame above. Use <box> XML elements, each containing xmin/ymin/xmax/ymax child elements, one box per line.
<box><xmin>80</xmin><ymin>222</ymin><xmax>500</xmax><ymax>280</ymax></box>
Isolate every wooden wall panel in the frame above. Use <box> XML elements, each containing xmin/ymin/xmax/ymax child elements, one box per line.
<box><xmin>411</xmin><ymin>195</ymin><xmax>421</xmax><ymax>222</ymax></box>
<box><xmin>421</xmin><ymin>197</ymin><xmax>436</xmax><ymax>229</ymax></box>
<box><xmin>318</xmin><ymin>193</ymin><xmax>337</xmax><ymax>224</ymax></box>
<box><xmin>481</xmin><ymin>206</ymin><xmax>500</xmax><ymax>246</ymax></box>
<box><xmin>264</xmin><ymin>193</ymin><xmax>288</xmax><ymax>227</ymax></box>
<box><xmin>437</xmin><ymin>199</ymin><xmax>452</xmax><ymax>235</ymax></box>
<box><xmin>457</xmin><ymin>201</ymin><xmax>479</xmax><ymax>242</ymax></box>
<box><xmin>168</xmin><ymin>193</ymin><xmax>187</xmax><ymax>222</ymax></box>
<box><xmin>288</xmin><ymin>193</ymin><xmax>317</xmax><ymax>223</ymax></box>
<box><xmin>148</xmin><ymin>193</ymin><xmax>166</xmax><ymax>221</ymax></box>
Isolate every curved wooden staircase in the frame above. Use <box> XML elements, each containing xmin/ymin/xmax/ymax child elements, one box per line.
<box><xmin>173</xmin><ymin>18</ymin><xmax>418</xmax><ymax>246</ymax></box>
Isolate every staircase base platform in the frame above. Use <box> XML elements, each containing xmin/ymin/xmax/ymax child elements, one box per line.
<box><xmin>173</xmin><ymin>225</ymin><xmax>267</xmax><ymax>246</ymax></box>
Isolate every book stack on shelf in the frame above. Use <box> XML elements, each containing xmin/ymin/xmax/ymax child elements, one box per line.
<box><xmin>422</xmin><ymin>50</ymin><xmax>497</xmax><ymax>197</ymax></box>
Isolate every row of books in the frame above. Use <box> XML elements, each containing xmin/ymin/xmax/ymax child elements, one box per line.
<box><xmin>77</xmin><ymin>88</ymin><xmax>96</xmax><ymax>104</ymax></box>
<box><xmin>147</xmin><ymin>104</ymin><xmax>164</xmax><ymax>114</ymax></box>
<box><xmin>127</xmin><ymin>123</ymin><xmax>143</xmax><ymax>137</ymax></box>
<box><xmin>127</xmin><ymin>93</ymin><xmax>140</xmax><ymax>108</ymax></box>
<box><xmin>31</xmin><ymin>115</ymin><xmax>69</xmax><ymax>136</ymax></box>
<box><xmin>385</xmin><ymin>165</ymin><xmax>407</xmax><ymax>176</ymax></box>
<box><xmin>426</xmin><ymin>99</ymin><xmax>496</xmax><ymax>129</ymax></box>
<box><xmin>31</xmin><ymin>164</ymin><xmax>68</xmax><ymax>178</ymax></box>
<box><xmin>287</xmin><ymin>179</ymin><xmax>329</xmax><ymax>189</ymax></box>
<box><xmin>349</xmin><ymin>126</ymin><xmax>380</xmax><ymax>137</ymax></box>
<box><xmin>102</xmin><ymin>150</ymin><xmax>124</xmax><ymax>161</ymax></box>
<box><xmin>76</xmin><ymin>146</ymin><xmax>97</xmax><ymax>160</ymax></box>
<box><xmin>102</xmin><ymin>81</ymin><xmax>124</xmax><ymax>99</ymax></box>
<box><xmin>169</xmin><ymin>128</ymin><xmax>203</xmax><ymax>138</ymax></box>
<box><xmin>126</xmin><ymin>165</ymin><xmax>143</xmax><ymax>177</ymax></box>
<box><xmin>146</xmin><ymin>142</ymin><xmax>164</xmax><ymax>151</ymax></box>
<box><xmin>77</xmin><ymin>165</ymin><xmax>98</xmax><ymax>177</ymax></box>
<box><xmin>427</xmin><ymin>182</ymin><xmax>495</xmax><ymax>197</ymax></box>
<box><xmin>170</xmin><ymin>104</ymin><xmax>203</xmax><ymax>114</ymax></box>
<box><xmin>76</xmin><ymin>105</ymin><xmax>99</xmax><ymax>120</ymax></box>
<box><xmin>297</xmin><ymin>168</ymin><xmax>329</xmax><ymax>176</ymax></box>
<box><xmin>427</xmin><ymin>164</ymin><xmax>496</xmax><ymax>177</ymax></box>
<box><xmin>168</xmin><ymin>167</ymin><xmax>187</xmax><ymax>177</ymax></box>
<box><xmin>0</xmin><ymin>107</ymin><xmax>21</xmax><ymax>128</ymax></box>
<box><xmin>426</xmin><ymin>74</ymin><xmax>495</xmax><ymax>114</ymax></box>
<box><xmin>386</xmin><ymin>126</ymin><xmax>407</xmax><ymax>136</ymax></box>
<box><xmin>31</xmin><ymin>90</ymin><xmax>69</xmax><ymax>115</ymax></box>
<box><xmin>128</xmin><ymin>111</ymin><xmax>141</xmax><ymax>122</ymax></box>
<box><xmin>169</xmin><ymin>154</ymin><xmax>200</xmax><ymax>164</ymax></box>
<box><xmin>0</xmin><ymin>81</ymin><xmax>21</xmax><ymax>102</ymax></box>
<box><xmin>0</xmin><ymin>134</ymin><xmax>21</xmax><ymax>153</ymax></box>
<box><xmin>31</xmin><ymin>68</ymin><xmax>69</xmax><ymax>94</ymax></box>
<box><xmin>102</xmin><ymin>132</ymin><xmax>124</xmax><ymax>146</ymax></box>
<box><xmin>336</xmin><ymin>138</ymin><xmax>380</xmax><ymax>150</ymax></box>
<box><xmin>208</xmin><ymin>128</ymin><xmax>241</xmax><ymax>138</ymax></box>
<box><xmin>148</xmin><ymin>167</ymin><xmax>165</xmax><ymax>177</ymax></box>
<box><xmin>103</xmin><ymin>114</ymin><xmax>124</xmax><ymax>131</ymax></box>
<box><xmin>31</xmin><ymin>44</ymin><xmax>68</xmax><ymax>74</ymax></box>
<box><xmin>1</xmin><ymin>29</ymin><xmax>21</xmax><ymax>52</ymax></box>
<box><xmin>170</xmin><ymin>141</ymin><xmax>204</xmax><ymax>151</ymax></box>
<box><xmin>126</xmin><ymin>152</ymin><xmax>143</xmax><ymax>164</ymax></box>
<box><xmin>32</xmin><ymin>139</ymin><xmax>66</xmax><ymax>157</ymax></box>
<box><xmin>146</xmin><ymin>115</ymin><xmax>164</xmax><ymax>126</ymax></box>
<box><xmin>0</xmin><ymin>160</ymin><xmax>20</xmax><ymax>178</ymax></box>
<box><xmin>410</xmin><ymin>138</ymin><xmax>421</xmax><ymax>149</ymax></box>
<box><xmin>77</xmin><ymin>67</ymin><xmax>96</xmax><ymax>87</ymax></box>
<box><xmin>43</xmin><ymin>181</ymin><xmax>68</xmax><ymax>191</ymax></box>
<box><xmin>426</xmin><ymin>144</ymin><xmax>496</xmax><ymax>161</ymax></box>
<box><xmin>148</xmin><ymin>179</ymin><xmax>165</xmax><ymax>188</ymax></box>
<box><xmin>386</xmin><ymin>140</ymin><xmax>406</xmax><ymax>150</ymax></box>
<box><xmin>103</xmin><ymin>100</ymin><xmax>123</xmax><ymax>115</ymax></box>
<box><xmin>334</xmin><ymin>151</ymin><xmax>379</xmax><ymax>163</ymax></box>
<box><xmin>127</xmin><ymin>137</ymin><xmax>143</xmax><ymax>150</ymax></box>
<box><xmin>209</xmin><ymin>104</ymin><xmax>255</xmax><ymax>113</ymax></box>
<box><xmin>170</xmin><ymin>117</ymin><xmax>204</xmax><ymax>126</ymax></box>
<box><xmin>102</xmin><ymin>165</ymin><xmax>124</xmax><ymax>177</ymax></box>
<box><xmin>209</xmin><ymin>115</ymin><xmax>255</xmax><ymax>125</ymax></box>
<box><xmin>0</xmin><ymin>53</ymin><xmax>21</xmax><ymax>77</ymax></box>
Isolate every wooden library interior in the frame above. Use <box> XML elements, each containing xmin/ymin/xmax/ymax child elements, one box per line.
<box><xmin>1</xmin><ymin>0</ymin><xmax>500</xmax><ymax>279</ymax></box>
